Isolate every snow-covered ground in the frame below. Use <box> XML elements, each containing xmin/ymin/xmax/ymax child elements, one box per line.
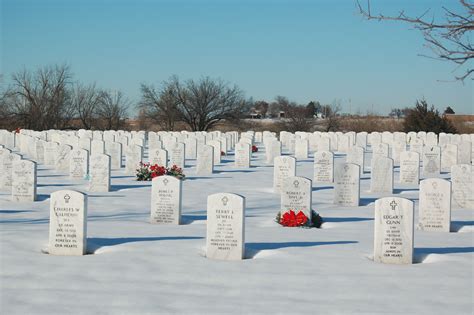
<box><xmin>1</xmin><ymin>146</ymin><xmax>472</xmax><ymax>314</ymax></box>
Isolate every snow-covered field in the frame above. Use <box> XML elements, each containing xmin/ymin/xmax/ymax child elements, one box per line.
<box><xmin>1</xmin><ymin>146</ymin><xmax>473</xmax><ymax>315</ymax></box>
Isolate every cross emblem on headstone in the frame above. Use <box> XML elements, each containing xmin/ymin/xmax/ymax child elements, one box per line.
<box><xmin>432</xmin><ymin>182</ymin><xmax>438</xmax><ymax>189</ymax></box>
<box><xmin>344</xmin><ymin>165</ymin><xmax>349</xmax><ymax>172</ymax></box>
<box><xmin>64</xmin><ymin>194</ymin><xmax>71</xmax><ymax>203</ymax></box>
<box><xmin>390</xmin><ymin>200</ymin><xmax>397</xmax><ymax>211</ymax></box>
<box><xmin>21</xmin><ymin>162</ymin><xmax>25</xmax><ymax>168</ymax></box>
<box><xmin>293</xmin><ymin>180</ymin><xmax>299</xmax><ymax>188</ymax></box>
<box><xmin>221</xmin><ymin>196</ymin><xmax>229</xmax><ymax>206</ymax></box>
<box><xmin>163</xmin><ymin>178</ymin><xmax>169</xmax><ymax>186</ymax></box>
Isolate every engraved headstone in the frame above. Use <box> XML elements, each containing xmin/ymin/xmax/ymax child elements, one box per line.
<box><xmin>399</xmin><ymin>151</ymin><xmax>420</xmax><ymax>185</ymax></box>
<box><xmin>422</xmin><ymin>145</ymin><xmax>441</xmax><ymax>177</ymax></box>
<box><xmin>314</xmin><ymin>151</ymin><xmax>334</xmax><ymax>183</ymax></box>
<box><xmin>441</xmin><ymin>144</ymin><xmax>458</xmax><ymax>172</ymax></box>
<box><xmin>55</xmin><ymin>144</ymin><xmax>72</xmax><ymax>171</ymax></box>
<box><xmin>234</xmin><ymin>142</ymin><xmax>251</xmax><ymax>168</ymax></box>
<box><xmin>48</xmin><ymin>190</ymin><xmax>87</xmax><ymax>256</ymax></box>
<box><xmin>451</xmin><ymin>164</ymin><xmax>474</xmax><ymax>209</ymax></box>
<box><xmin>206</xmin><ymin>193</ymin><xmax>245</xmax><ymax>260</ymax></box>
<box><xmin>11</xmin><ymin>160</ymin><xmax>37</xmax><ymax>202</ymax></box>
<box><xmin>89</xmin><ymin>154</ymin><xmax>111</xmax><ymax>192</ymax></box>
<box><xmin>334</xmin><ymin>163</ymin><xmax>360</xmax><ymax>206</ymax></box>
<box><xmin>372</xmin><ymin>142</ymin><xmax>389</xmax><ymax>159</ymax></box>
<box><xmin>0</xmin><ymin>152</ymin><xmax>22</xmax><ymax>191</ymax></box>
<box><xmin>150</xmin><ymin>175</ymin><xmax>182</xmax><ymax>224</ymax></box>
<box><xmin>370</xmin><ymin>157</ymin><xmax>394</xmax><ymax>194</ymax></box>
<box><xmin>149</xmin><ymin>148</ymin><xmax>168</xmax><ymax>167</ymax></box>
<box><xmin>69</xmin><ymin>148</ymin><xmax>89</xmax><ymax>179</ymax></box>
<box><xmin>281</xmin><ymin>176</ymin><xmax>312</xmax><ymax>220</ymax></box>
<box><xmin>374</xmin><ymin>197</ymin><xmax>414</xmax><ymax>264</ymax></box>
<box><xmin>418</xmin><ymin>178</ymin><xmax>451</xmax><ymax>232</ymax></box>
<box><xmin>169</xmin><ymin>142</ymin><xmax>185</xmax><ymax>169</ymax></box>
<box><xmin>196</xmin><ymin>145</ymin><xmax>214</xmax><ymax>176</ymax></box>
<box><xmin>273</xmin><ymin>156</ymin><xmax>296</xmax><ymax>193</ymax></box>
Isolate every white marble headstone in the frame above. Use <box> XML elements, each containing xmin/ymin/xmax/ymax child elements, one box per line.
<box><xmin>234</xmin><ymin>142</ymin><xmax>251</xmax><ymax>168</ymax></box>
<box><xmin>273</xmin><ymin>156</ymin><xmax>296</xmax><ymax>193</ymax></box>
<box><xmin>314</xmin><ymin>151</ymin><xmax>334</xmax><ymax>183</ymax></box>
<box><xmin>70</xmin><ymin>148</ymin><xmax>89</xmax><ymax>179</ymax></box>
<box><xmin>48</xmin><ymin>190</ymin><xmax>87</xmax><ymax>256</ymax></box>
<box><xmin>418</xmin><ymin>178</ymin><xmax>451</xmax><ymax>232</ymax></box>
<box><xmin>451</xmin><ymin>164</ymin><xmax>474</xmax><ymax>209</ymax></box>
<box><xmin>334</xmin><ymin>163</ymin><xmax>360</xmax><ymax>206</ymax></box>
<box><xmin>399</xmin><ymin>151</ymin><xmax>420</xmax><ymax>185</ymax></box>
<box><xmin>374</xmin><ymin>197</ymin><xmax>414</xmax><ymax>264</ymax></box>
<box><xmin>89</xmin><ymin>154</ymin><xmax>111</xmax><ymax>192</ymax></box>
<box><xmin>281</xmin><ymin>176</ymin><xmax>312</xmax><ymax>220</ymax></box>
<box><xmin>11</xmin><ymin>160</ymin><xmax>37</xmax><ymax>202</ymax></box>
<box><xmin>370</xmin><ymin>157</ymin><xmax>394</xmax><ymax>194</ymax></box>
<box><xmin>206</xmin><ymin>193</ymin><xmax>245</xmax><ymax>260</ymax></box>
<box><xmin>150</xmin><ymin>175</ymin><xmax>182</xmax><ymax>224</ymax></box>
<box><xmin>196</xmin><ymin>145</ymin><xmax>214</xmax><ymax>176</ymax></box>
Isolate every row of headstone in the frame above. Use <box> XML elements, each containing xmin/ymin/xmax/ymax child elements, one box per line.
<box><xmin>374</xmin><ymin>177</ymin><xmax>454</xmax><ymax>264</ymax></box>
<box><xmin>47</xmin><ymin>188</ymin><xmax>246</xmax><ymax>260</ymax></box>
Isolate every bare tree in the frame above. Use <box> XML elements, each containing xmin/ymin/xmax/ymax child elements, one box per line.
<box><xmin>96</xmin><ymin>90</ymin><xmax>129</xmax><ymax>130</ymax></box>
<box><xmin>138</xmin><ymin>83</ymin><xmax>181</xmax><ymax>130</ymax></box>
<box><xmin>168</xmin><ymin>76</ymin><xmax>246</xmax><ymax>131</ymax></box>
<box><xmin>358</xmin><ymin>0</ymin><xmax>474</xmax><ymax>81</ymax></box>
<box><xmin>5</xmin><ymin>64</ymin><xmax>74</xmax><ymax>129</ymax></box>
<box><xmin>284</xmin><ymin>105</ymin><xmax>314</xmax><ymax>132</ymax></box>
<box><xmin>322</xmin><ymin>102</ymin><xmax>341</xmax><ymax>132</ymax></box>
<box><xmin>71</xmin><ymin>83</ymin><xmax>101</xmax><ymax>129</ymax></box>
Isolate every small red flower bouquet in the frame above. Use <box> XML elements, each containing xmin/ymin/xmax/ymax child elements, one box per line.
<box><xmin>220</xmin><ymin>150</ymin><xmax>226</xmax><ymax>156</ymax></box>
<box><xmin>252</xmin><ymin>145</ymin><xmax>258</xmax><ymax>153</ymax></box>
<box><xmin>136</xmin><ymin>162</ymin><xmax>185</xmax><ymax>181</ymax></box>
<box><xmin>276</xmin><ymin>209</ymin><xmax>323</xmax><ymax>228</ymax></box>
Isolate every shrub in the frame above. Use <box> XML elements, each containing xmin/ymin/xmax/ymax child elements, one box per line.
<box><xmin>403</xmin><ymin>99</ymin><xmax>457</xmax><ymax>134</ymax></box>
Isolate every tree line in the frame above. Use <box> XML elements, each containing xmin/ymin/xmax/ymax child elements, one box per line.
<box><xmin>0</xmin><ymin>64</ymin><xmax>130</xmax><ymax>131</ymax></box>
<box><xmin>0</xmin><ymin>64</ymin><xmax>459</xmax><ymax>134</ymax></box>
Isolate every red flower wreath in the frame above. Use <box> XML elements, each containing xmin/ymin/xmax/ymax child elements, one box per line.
<box><xmin>280</xmin><ymin>210</ymin><xmax>308</xmax><ymax>227</ymax></box>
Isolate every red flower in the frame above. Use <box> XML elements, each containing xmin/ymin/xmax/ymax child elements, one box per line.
<box><xmin>252</xmin><ymin>145</ymin><xmax>258</xmax><ymax>153</ymax></box>
<box><xmin>280</xmin><ymin>210</ymin><xmax>308</xmax><ymax>227</ymax></box>
<box><xmin>295</xmin><ymin>211</ymin><xmax>308</xmax><ymax>226</ymax></box>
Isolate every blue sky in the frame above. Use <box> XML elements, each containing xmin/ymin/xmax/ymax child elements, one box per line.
<box><xmin>2</xmin><ymin>0</ymin><xmax>472</xmax><ymax>115</ymax></box>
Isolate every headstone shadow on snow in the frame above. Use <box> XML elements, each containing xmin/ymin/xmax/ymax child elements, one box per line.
<box><xmin>393</xmin><ymin>188</ymin><xmax>419</xmax><ymax>194</ymax></box>
<box><xmin>359</xmin><ymin>197</ymin><xmax>378</xmax><ymax>206</ymax></box>
<box><xmin>312</xmin><ymin>186</ymin><xmax>332</xmax><ymax>192</ymax></box>
<box><xmin>450</xmin><ymin>220</ymin><xmax>474</xmax><ymax>233</ymax></box>
<box><xmin>245</xmin><ymin>241</ymin><xmax>358</xmax><ymax>259</ymax></box>
<box><xmin>413</xmin><ymin>246</ymin><xmax>474</xmax><ymax>263</ymax></box>
<box><xmin>323</xmin><ymin>217</ymin><xmax>373</xmax><ymax>223</ymax></box>
<box><xmin>87</xmin><ymin>236</ymin><xmax>204</xmax><ymax>254</ymax></box>
<box><xmin>0</xmin><ymin>210</ymin><xmax>34</xmax><ymax>214</ymax></box>
<box><xmin>110</xmin><ymin>184</ymin><xmax>150</xmax><ymax>191</ymax></box>
<box><xmin>181</xmin><ymin>214</ymin><xmax>207</xmax><ymax>225</ymax></box>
